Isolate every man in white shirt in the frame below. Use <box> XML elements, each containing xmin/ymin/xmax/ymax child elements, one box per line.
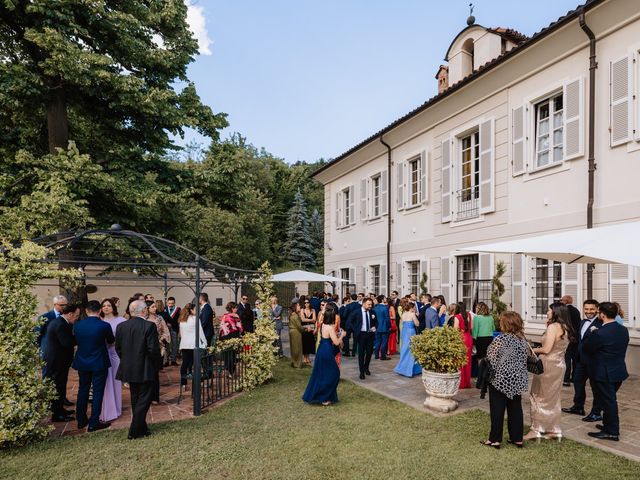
<box><xmin>562</xmin><ymin>299</ymin><xmax>603</xmax><ymax>421</ymax></box>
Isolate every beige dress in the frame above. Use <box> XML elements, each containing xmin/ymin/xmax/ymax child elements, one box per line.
<box><xmin>529</xmin><ymin>331</ymin><xmax>569</xmax><ymax>435</ymax></box>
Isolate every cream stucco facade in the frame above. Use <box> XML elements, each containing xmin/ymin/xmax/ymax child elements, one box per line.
<box><xmin>313</xmin><ymin>0</ymin><xmax>640</xmax><ymax>373</ymax></box>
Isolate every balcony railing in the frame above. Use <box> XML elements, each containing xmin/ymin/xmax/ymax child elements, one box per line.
<box><xmin>455</xmin><ymin>186</ymin><xmax>480</xmax><ymax>221</ymax></box>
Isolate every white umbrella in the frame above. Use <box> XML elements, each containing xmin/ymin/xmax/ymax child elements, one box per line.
<box><xmin>270</xmin><ymin>269</ymin><xmax>347</xmax><ymax>283</ymax></box>
<box><xmin>459</xmin><ymin>220</ymin><xmax>640</xmax><ymax>267</ymax></box>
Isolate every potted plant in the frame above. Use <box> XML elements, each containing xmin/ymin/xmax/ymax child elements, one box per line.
<box><xmin>410</xmin><ymin>327</ymin><xmax>468</xmax><ymax>413</ymax></box>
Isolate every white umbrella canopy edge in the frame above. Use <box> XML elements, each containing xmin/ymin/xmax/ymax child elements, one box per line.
<box><xmin>270</xmin><ymin>269</ymin><xmax>347</xmax><ymax>283</ymax></box>
<box><xmin>457</xmin><ymin>220</ymin><xmax>640</xmax><ymax>268</ymax></box>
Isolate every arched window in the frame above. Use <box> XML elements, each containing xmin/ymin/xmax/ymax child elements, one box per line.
<box><xmin>462</xmin><ymin>38</ymin><xmax>475</xmax><ymax>74</ymax></box>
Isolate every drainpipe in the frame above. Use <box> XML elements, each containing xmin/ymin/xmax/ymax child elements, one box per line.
<box><xmin>380</xmin><ymin>135</ymin><xmax>392</xmax><ymax>293</ymax></box>
<box><xmin>579</xmin><ymin>9</ymin><xmax>597</xmax><ymax>299</ymax></box>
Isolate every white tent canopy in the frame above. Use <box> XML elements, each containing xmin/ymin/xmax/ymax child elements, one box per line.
<box><xmin>270</xmin><ymin>269</ymin><xmax>347</xmax><ymax>283</ymax></box>
<box><xmin>459</xmin><ymin>221</ymin><xmax>640</xmax><ymax>267</ymax></box>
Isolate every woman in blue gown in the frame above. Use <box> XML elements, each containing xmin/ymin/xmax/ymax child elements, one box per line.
<box><xmin>394</xmin><ymin>299</ymin><xmax>422</xmax><ymax>377</ymax></box>
<box><xmin>302</xmin><ymin>303</ymin><xmax>343</xmax><ymax>405</ymax></box>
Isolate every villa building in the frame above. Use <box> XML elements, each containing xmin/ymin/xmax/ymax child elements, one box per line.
<box><xmin>312</xmin><ymin>0</ymin><xmax>640</xmax><ymax>372</ymax></box>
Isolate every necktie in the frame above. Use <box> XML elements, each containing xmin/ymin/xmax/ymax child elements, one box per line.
<box><xmin>366</xmin><ymin>311</ymin><xmax>370</xmax><ymax>331</ymax></box>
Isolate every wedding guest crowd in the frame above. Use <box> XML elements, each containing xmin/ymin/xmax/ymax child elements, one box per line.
<box><xmin>37</xmin><ymin>290</ymin><xmax>238</xmax><ymax>438</ymax></box>
<box><xmin>290</xmin><ymin>288</ymin><xmax>630</xmax><ymax>447</ymax></box>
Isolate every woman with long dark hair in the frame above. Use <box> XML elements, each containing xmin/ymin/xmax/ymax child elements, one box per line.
<box><xmin>302</xmin><ymin>303</ymin><xmax>343</xmax><ymax>405</ymax></box>
<box><xmin>453</xmin><ymin>302</ymin><xmax>473</xmax><ymax>389</ymax></box>
<box><xmin>524</xmin><ymin>301</ymin><xmax>577</xmax><ymax>441</ymax></box>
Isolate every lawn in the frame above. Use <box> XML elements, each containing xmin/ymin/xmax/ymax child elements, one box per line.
<box><xmin>2</xmin><ymin>361</ymin><xmax>639</xmax><ymax>480</ymax></box>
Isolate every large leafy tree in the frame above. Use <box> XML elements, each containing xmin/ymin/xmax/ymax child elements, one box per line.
<box><xmin>0</xmin><ymin>0</ymin><xmax>227</xmax><ymax>234</ymax></box>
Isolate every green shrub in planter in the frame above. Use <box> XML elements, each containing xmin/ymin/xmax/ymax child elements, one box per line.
<box><xmin>410</xmin><ymin>327</ymin><xmax>468</xmax><ymax>374</ymax></box>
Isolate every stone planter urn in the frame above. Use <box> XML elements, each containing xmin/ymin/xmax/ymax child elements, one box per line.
<box><xmin>421</xmin><ymin>369</ymin><xmax>460</xmax><ymax>413</ymax></box>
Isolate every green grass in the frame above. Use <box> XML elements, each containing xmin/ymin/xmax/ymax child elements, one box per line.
<box><xmin>2</xmin><ymin>361</ymin><xmax>639</xmax><ymax>480</ymax></box>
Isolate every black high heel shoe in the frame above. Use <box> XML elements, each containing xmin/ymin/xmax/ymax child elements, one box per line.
<box><xmin>481</xmin><ymin>440</ymin><xmax>501</xmax><ymax>449</ymax></box>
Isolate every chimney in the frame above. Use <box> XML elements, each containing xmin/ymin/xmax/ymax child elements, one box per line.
<box><xmin>436</xmin><ymin>65</ymin><xmax>449</xmax><ymax>94</ymax></box>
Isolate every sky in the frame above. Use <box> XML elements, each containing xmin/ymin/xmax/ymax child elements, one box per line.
<box><xmin>182</xmin><ymin>0</ymin><xmax>587</xmax><ymax>163</ymax></box>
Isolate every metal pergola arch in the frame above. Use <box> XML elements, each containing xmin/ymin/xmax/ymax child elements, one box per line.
<box><xmin>33</xmin><ymin>224</ymin><xmax>259</xmax><ymax>415</ymax></box>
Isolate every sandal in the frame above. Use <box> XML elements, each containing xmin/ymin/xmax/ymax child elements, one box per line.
<box><xmin>507</xmin><ymin>440</ymin><xmax>524</xmax><ymax>448</ymax></box>
<box><xmin>480</xmin><ymin>440</ymin><xmax>501</xmax><ymax>449</ymax></box>
<box><xmin>321</xmin><ymin>401</ymin><xmax>332</xmax><ymax>406</ymax></box>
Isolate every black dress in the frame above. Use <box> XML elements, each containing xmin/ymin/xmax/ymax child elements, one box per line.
<box><xmin>301</xmin><ymin>310</ymin><xmax>316</xmax><ymax>355</ymax></box>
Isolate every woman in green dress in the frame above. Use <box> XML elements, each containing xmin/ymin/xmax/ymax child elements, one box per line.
<box><xmin>288</xmin><ymin>301</ymin><xmax>304</xmax><ymax>368</ymax></box>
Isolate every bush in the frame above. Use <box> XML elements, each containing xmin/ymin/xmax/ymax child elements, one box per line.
<box><xmin>212</xmin><ymin>261</ymin><xmax>278</xmax><ymax>390</ymax></box>
<box><xmin>409</xmin><ymin>327</ymin><xmax>468</xmax><ymax>374</ymax></box>
<box><xmin>0</xmin><ymin>242</ymin><xmax>76</xmax><ymax>448</ymax></box>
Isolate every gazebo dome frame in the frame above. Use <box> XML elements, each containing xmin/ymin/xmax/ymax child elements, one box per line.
<box><xmin>33</xmin><ymin>224</ymin><xmax>258</xmax><ymax>415</ymax></box>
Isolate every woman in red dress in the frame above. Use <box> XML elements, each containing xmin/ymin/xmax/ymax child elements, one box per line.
<box><xmin>453</xmin><ymin>302</ymin><xmax>473</xmax><ymax>389</ymax></box>
<box><xmin>387</xmin><ymin>302</ymin><xmax>398</xmax><ymax>356</ymax></box>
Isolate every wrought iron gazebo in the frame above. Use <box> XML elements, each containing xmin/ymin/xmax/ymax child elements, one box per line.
<box><xmin>33</xmin><ymin>224</ymin><xmax>258</xmax><ymax>415</ymax></box>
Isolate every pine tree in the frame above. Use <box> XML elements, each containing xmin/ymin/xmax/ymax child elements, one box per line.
<box><xmin>309</xmin><ymin>209</ymin><xmax>324</xmax><ymax>269</ymax></box>
<box><xmin>283</xmin><ymin>191</ymin><xmax>315</xmax><ymax>269</ymax></box>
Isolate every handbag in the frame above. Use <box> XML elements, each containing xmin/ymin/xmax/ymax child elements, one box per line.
<box><xmin>526</xmin><ymin>342</ymin><xmax>544</xmax><ymax>375</ymax></box>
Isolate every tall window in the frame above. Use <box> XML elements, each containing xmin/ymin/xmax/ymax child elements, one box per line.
<box><xmin>408</xmin><ymin>158</ymin><xmax>420</xmax><ymax>207</ymax></box>
<box><xmin>371</xmin><ymin>175</ymin><xmax>381</xmax><ymax>218</ymax></box>
<box><xmin>534</xmin><ymin>259</ymin><xmax>562</xmax><ymax>315</ymax></box>
<box><xmin>342</xmin><ymin>187</ymin><xmax>350</xmax><ymax>225</ymax></box>
<box><xmin>369</xmin><ymin>265</ymin><xmax>380</xmax><ymax>294</ymax></box>
<box><xmin>407</xmin><ymin>261</ymin><xmax>419</xmax><ymax>295</ymax></box>
<box><xmin>457</xmin><ymin>255</ymin><xmax>479</xmax><ymax>309</ymax></box>
<box><xmin>457</xmin><ymin>131</ymin><xmax>480</xmax><ymax>221</ymax></box>
<box><xmin>535</xmin><ymin>93</ymin><xmax>563</xmax><ymax>168</ymax></box>
<box><xmin>341</xmin><ymin>268</ymin><xmax>351</xmax><ymax>298</ymax></box>
<box><xmin>461</xmin><ymin>132</ymin><xmax>480</xmax><ymax>202</ymax></box>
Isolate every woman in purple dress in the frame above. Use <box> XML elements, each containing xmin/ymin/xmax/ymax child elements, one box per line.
<box><xmin>99</xmin><ymin>298</ymin><xmax>126</xmax><ymax>423</ymax></box>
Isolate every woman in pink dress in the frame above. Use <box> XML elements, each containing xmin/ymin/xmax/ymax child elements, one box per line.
<box><xmin>99</xmin><ymin>298</ymin><xmax>126</xmax><ymax>422</ymax></box>
<box><xmin>453</xmin><ymin>302</ymin><xmax>473</xmax><ymax>389</ymax></box>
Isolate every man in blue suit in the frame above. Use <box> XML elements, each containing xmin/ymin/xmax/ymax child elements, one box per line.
<box><xmin>583</xmin><ymin>302</ymin><xmax>629</xmax><ymax>441</ymax></box>
<box><xmin>424</xmin><ymin>296</ymin><xmax>441</xmax><ymax>330</ymax></box>
<box><xmin>72</xmin><ymin>300</ymin><xmax>115</xmax><ymax>432</ymax></box>
<box><xmin>373</xmin><ymin>295</ymin><xmax>391</xmax><ymax>360</ymax></box>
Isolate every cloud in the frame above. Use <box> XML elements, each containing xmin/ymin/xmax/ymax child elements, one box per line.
<box><xmin>185</xmin><ymin>0</ymin><xmax>213</xmax><ymax>55</ymax></box>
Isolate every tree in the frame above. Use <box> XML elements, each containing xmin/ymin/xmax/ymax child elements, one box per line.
<box><xmin>0</xmin><ymin>0</ymin><xmax>227</xmax><ymax>238</ymax></box>
<box><xmin>0</xmin><ymin>0</ymin><xmax>226</xmax><ymax>158</ymax></box>
<box><xmin>491</xmin><ymin>261</ymin><xmax>507</xmax><ymax>329</ymax></box>
<box><xmin>309</xmin><ymin>209</ymin><xmax>323</xmax><ymax>269</ymax></box>
<box><xmin>283</xmin><ymin>191</ymin><xmax>315</xmax><ymax>269</ymax></box>
<box><xmin>0</xmin><ymin>242</ymin><xmax>77</xmax><ymax>447</ymax></box>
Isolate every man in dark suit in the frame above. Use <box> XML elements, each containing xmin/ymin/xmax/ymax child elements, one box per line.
<box><xmin>561</xmin><ymin>295</ymin><xmax>582</xmax><ymax>386</ymax></box>
<box><xmin>373</xmin><ymin>295</ymin><xmax>391</xmax><ymax>360</ymax></box>
<box><xmin>43</xmin><ymin>303</ymin><xmax>79</xmax><ymax>422</ymax></box>
<box><xmin>341</xmin><ymin>294</ymin><xmax>359</xmax><ymax>357</ymax></box>
<box><xmin>163</xmin><ymin>297</ymin><xmax>181</xmax><ymax>366</ymax></box>
<box><xmin>310</xmin><ymin>291</ymin><xmax>321</xmax><ymax>315</ymax></box>
<box><xmin>198</xmin><ymin>293</ymin><xmax>215</xmax><ymax>346</ymax></box>
<box><xmin>116</xmin><ymin>300</ymin><xmax>162</xmax><ymax>439</ymax></box>
<box><xmin>416</xmin><ymin>293</ymin><xmax>432</xmax><ymax>333</ymax></box>
<box><xmin>562</xmin><ymin>299</ymin><xmax>603</xmax><ymax>420</ymax></box>
<box><xmin>352</xmin><ymin>298</ymin><xmax>377</xmax><ymax>380</ymax></box>
<box><xmin>583</xmin><ymin>302</ymin><xmax>629</xmax><ymax>441</ymax></box>
<box><xmin>237</xmin><ymin>294</ymin><xmax>255</xmax><ymax>334</ymax></box>
<box><xmin>72</xmin><ymin>300</ymin><xmax>115</xmax><ymax>432</ymax></box>
<box><xmin>37</xmin><ymin>295</ymin><xmax>68</xmax><ymax>354</ymax></box>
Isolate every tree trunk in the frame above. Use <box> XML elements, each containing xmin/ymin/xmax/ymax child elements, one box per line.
<box><xmin>47</xmin><ymin>85</ymin><xmax>69</xmax><ymax>153</ymax></box>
